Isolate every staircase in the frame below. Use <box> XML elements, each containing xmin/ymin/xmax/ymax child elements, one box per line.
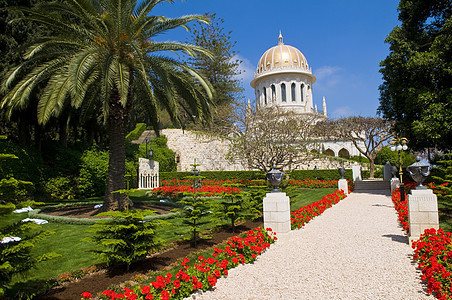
<box><xmin>354</xmin><ymin>180</ymin><xmax>390</xmax><ymax>191</ymax></box>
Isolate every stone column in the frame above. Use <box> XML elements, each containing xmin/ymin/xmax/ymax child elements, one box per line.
<box><xmin>263</xmin><ymin>192</ymin><xmax>291</xmax><ymax>234</ymax></box>
<box><xmin>338</xmin><ymin>179</ymin><xmax>348</xmax><ymax>194</ymax></box>
<box><xmin>390</xmin><ymin>178</ymin><xmax>400</xmax><ymax>194</ymax></box>
<box><xmin>352</xmin><ymin>165</ymin><xmax>362</xmax><ymax>182</ymax></box>
<box><xmin>408</xmin><ymin>189</ymin><xmax>439</xmax><ymax>245</ymax></box>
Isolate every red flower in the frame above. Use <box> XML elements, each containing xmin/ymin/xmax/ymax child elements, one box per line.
<box><xmin>81</xmin><ymin>291</ymin><xmax>92</xmax><ymax>299</ymax></box>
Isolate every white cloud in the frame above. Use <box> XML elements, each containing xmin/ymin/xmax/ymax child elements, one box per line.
<box><xmin>330</xmin><ymin>106</ymin><xmax>356</xmax><ymax>119</ymax></box>
<box><xmin>315</xmin><ymin>66</ymin><xmax>342</xmax><ymax>80</ymax></box>
<box><xmin>314</xmin><ymin>66</ymin><xmax>343</xmax><ymax>89</ymax></box>
<box><xmin>233</xmin><ymin>54</ymin><xmax>255</xmax><ymax>83</ymax></box>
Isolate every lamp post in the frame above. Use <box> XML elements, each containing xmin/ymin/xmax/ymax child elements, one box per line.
<box><xmin>390</xmin><ymin>137</ymin><xmax>408</xmax><ymax>200</ymax></box>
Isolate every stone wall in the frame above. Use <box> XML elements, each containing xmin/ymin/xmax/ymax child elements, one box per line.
<box><xmin>162</xmin><ymin>129</ymin><xmax>246</xmax><ymax>172</ymax></box>
<box><xmin>159</xmin><ymin>129</ymin><xmax>363</xmax><ymax>172</ymax></box>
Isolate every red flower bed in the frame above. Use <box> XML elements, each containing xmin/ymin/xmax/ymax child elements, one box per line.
<box><xmin>391</xmin><ymin>189</ymin><xmax>409</xmax><ymax>233</ymax></box>
<box><xmin>150</xmin><ymin>185</ymin><xmax>242</xmax><ymax>198</ymax></box>
<box><xmin>391</xmin><ymin>182</ymin><xmax>452</xmax><ymax>299</ymax></box>
<box><xmin>290</xmin><ymin>190</ymin><xmax>347</xmax><ymax>229</ymax></box>
<box><xmin>84</xmin><ymin>227</ymin><xmax>276</xmax><ymax>300</ymax></box>
<box><xmin>160</xmin><ymin>179</ymin><xmax>259</xmax><ymax>188</ymax></box>
<box><xmin>412</xmin><ymin>228</ymin><xmax>452</xmax><ymax>299</ymax></box>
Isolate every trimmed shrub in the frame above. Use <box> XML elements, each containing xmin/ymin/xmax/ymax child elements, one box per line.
<box><xmin>160</xmin><ymin>170</ymin><xmax>265</xmax><ymax>181</ymax></box>
<box><xmin>289</xmin><ymin>169</ymin><xmax>353</xmax><ymax>180</ymax></box>
<box><xmin>84</xmin><ymin>209</ymin><xmax>164</xmax><ymax>270</ymax></box>
<box><xmin>43</xmin><ymin>177</ymin><xmax>76</xmax><ymax>201</ymax></box>
<box><xmin>125</xmin><ymin>123</ymin><xmax>146</xmax><ymax>143</ymax></box>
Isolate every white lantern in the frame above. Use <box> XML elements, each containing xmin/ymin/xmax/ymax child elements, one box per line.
<box><xmin>391</xmin><ymin>146</ymin><xmax>396</xmax><ymax>152</ymax></box>
<box><xmin>402</xmin><ymin>145</ymin><xmax>408</xmax><ymax>151</ymax></box>
<box><xmin>396</xmin><ymin>145</ymin><xmax>403</xmax><ymax>151</ymax></box>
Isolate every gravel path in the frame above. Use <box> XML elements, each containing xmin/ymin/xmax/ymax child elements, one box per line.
<box><xmin>193</xmin><ymin>191</ymin><xmax>434</xmax><ymax>300</ymax></box>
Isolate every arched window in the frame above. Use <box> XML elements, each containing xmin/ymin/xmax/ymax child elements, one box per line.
<box><xmin>271</xmin><ymin>85</ymin><xmax>276</xmax><ymax>102</ymax></box>
<box><xmin>281</xmin><ymin>83</ymin><xmax>286</xmax><ymax>102</ymax></box>
<box><xmin>291</xmin><ymin>83</ymin><xmax>296</xmax><ymax>102</ymax></box>
<box><xmin>338</xmin><ymin>148</ymin><xmax>350</xmax><ymax>158</ymax></box>
<box><xmin>263</xmin><ymin>88</ymin><xmax>267</xmax><ymax>105</ymax></box>
<box><xmin>300</xmin><ymin>84</ymin><xmax>304</xmax><ymax>102</ymax></box>
<box><xmin>257</xmin><ymin>89</ymin><xmax>260</xmax><ymax>106</ymax></box>
<box><xmin>324</xmin><ymin>149</ymin><xmax>335</xmax><ymax>157</ymax></box>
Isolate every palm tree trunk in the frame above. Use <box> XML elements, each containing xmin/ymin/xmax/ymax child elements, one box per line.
<box><xmin>102</xmin><ymin>93</ymin><xmax>131</xmax><ymax>211</ymax></box>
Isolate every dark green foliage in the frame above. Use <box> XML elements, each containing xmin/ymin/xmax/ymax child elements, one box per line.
<box><xmin>160</xmin><ymin>170</ymin><xmax>265</xmax><ymax>181</ymax></box>
<box><xmin>432</xmin><ymin>154</ymin><xmax>452</xmax><ymax>204</ymax></box>
<box><xmin>125</xmin><ymin>123</ymin><xmax>146</xmax><ymax>144</ymax></box>
<box><xmin>0</xmin><ymin>177</ymin><xmax>34</xmax><ymax>205</ymax></box>
<box><xmin>77</xmin><ymin>148</ymin><xmax>109</xmax><ymax>198</ymax></box>
<box><xmin>0</xmin><ymin>138</ymin><xmax>46</xmax><ymax>189</ymax></box>
<box><xmin>86</xmin><ymin>210</ymin><xmax>164</xmax><ymax>270</ymax></box>
<box><xmin>186</xmin><ymin>13</ymin><xmax>243</xmax><ymax>130</ymax></box>
<box><xmin>149</xmin><ymin>136</ymin><xmax>176</xmax><ymax>173</ymax></box>
<box><xmin>374</xmin><ymin>147</ymin><xmax>416</xmax><ymax>167</ymax></box>
<box><xmin>243</xmin><ymin>188</ymin><xmax>266</xmax><ymax>221</ymax></box>
<box><xmin>1</xmin><ymin>0</ymin><xmax>214</xmax><ymax>211</ymax></box>
<box><xmin>0</xmin><ymin>218</ymin><xmax>59</xmax><ymax>297</ymax></box>
<box><xmin>176</xmin><ymin>193</ymin><xmax>211</xmax><ymax>247</ymax></box>
<box><xmin>215</xmin><ymin>192</ymin><xmax>247</xmax><ymax>232</ymax></box>
<box><xmin>289</xmin><ymin>169</ymin><xmax>353</xmax><ymax>180</ymax></box>
<box><xmin>431</xmin><ymin>154</ymin><xmax>452</xmax><ymax>232</ymax></box>
<box><xmin>378</xmin><ymin>0</ymin><xmax>452</xmax><ymax>150</ymax></box>
<box><xmin>0</xmin><ymin>136</ymin><xmax>34</xmax><ymax>205</ymax></box>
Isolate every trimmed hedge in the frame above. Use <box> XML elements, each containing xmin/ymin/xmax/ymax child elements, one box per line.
<box><xmin>29</xmin><ymin>201</ymin><xmax>180</xmax><ymax>225</ymax></box>
<box><xmin>289</xmin><ymin>169</ymin><xmax>353</xmax><ymax>180</ymax></box>
<box><xmin>126</xmin><ymin>123</ymin><xmax>146</xmax><ymax>143</ymax></box>
<box><xmin>159</xmin><ymin>170</ymin><xmax>266</xmax><ymax>181</ymax></box>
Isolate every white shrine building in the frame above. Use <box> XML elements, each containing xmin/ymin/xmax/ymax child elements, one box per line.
<box><xmin>250</xmin><ymin>33</ymin><xmax>360</xmax><ymax>159</ymax></box>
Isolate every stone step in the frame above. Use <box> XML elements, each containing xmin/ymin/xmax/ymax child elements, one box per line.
<box><xmin>354</xmin><ymin>180</ymin><xmax>390</xmax><ymax>191</ymax></box>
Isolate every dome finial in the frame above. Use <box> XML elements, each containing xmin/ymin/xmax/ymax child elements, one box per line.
<box><xmin>278</xmin><ymin>31</ymin><xmax>284</xmax><ymax>45</ymax></box>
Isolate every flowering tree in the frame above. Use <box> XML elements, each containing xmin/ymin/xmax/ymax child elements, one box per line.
<box><xmin>316</xmin><ymin>117</ymin><xmax>393</xmax><ymax>178</ymax></box>
<box><xmin>228</xmin><ymin>105</ymin><xmax>319</xmax><ymax>173</ymax></box>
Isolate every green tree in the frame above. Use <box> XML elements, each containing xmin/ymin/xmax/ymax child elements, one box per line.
<box><xmin>85</xmin><ymin>209</ymin><xmax>163</xmax><ymax>271</ymax></box>
<box><xmin>378</xmin><ymin>0</ymin><xmax>452</xmax><ymax>150</ymax></box>
<box><xmin>1</xmin><ymin>0</ymin><xmax>214</xmax><ymax>211</ymax></box>
<box><xmin>187</xmin><ymin>13</ymin><xmax>243</xmax><ymax>132</ymax></box>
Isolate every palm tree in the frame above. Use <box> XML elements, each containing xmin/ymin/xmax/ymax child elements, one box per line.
<box><xmin>1</xmin><ymin>0</ymin><xmax>214</xmax><ymax>211</ymax></box>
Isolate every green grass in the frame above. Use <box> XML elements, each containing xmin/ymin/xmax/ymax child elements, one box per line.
<box><xmin>1</xmin><ymin>188</ymin><xmax>338</xmax><ymax>288</ymax></box>
<box><xmin>287</xmin><ymin>188</ymin><xmax>337</xmax><ymax>211</ymax></box>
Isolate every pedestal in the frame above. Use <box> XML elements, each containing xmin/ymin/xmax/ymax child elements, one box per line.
<box><xmin>263</xmin><ymin>192</ymin><xmax>291</xmax><ymax>234</ymax></box>
<box><xmin>390</xmin><ymin>178</ymin><xmax>400</xmax><ymax>194</ymax></box>
<box><xmin>352</xmin><ymin>165</ymin><xmax>361</xmax><ymax>182</ymax></box>
<box><xmin>338</xmin><ymin>179</ymin><xmax>348</xmax><ymax>194</ymax></box>
<box><xmin>408</xmin><ymin>189</ymin><xmax>439</xmax><ymax>245</ymax></box>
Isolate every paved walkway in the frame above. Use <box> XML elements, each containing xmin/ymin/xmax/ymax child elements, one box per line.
<box><xmin>194</xmin><ymin>191</ymin><xmax>434</xmax><ymax>300</ymax></box>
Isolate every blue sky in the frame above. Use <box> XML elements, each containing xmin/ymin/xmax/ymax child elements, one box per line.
<box><xmin>153</xmin><ymin>0</ymin><xmax>401</xmax><ymax>119</ymax></box>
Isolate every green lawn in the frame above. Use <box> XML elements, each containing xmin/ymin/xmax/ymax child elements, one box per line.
<box><xmin>2</xmin><ymin>188</ymin><xmax>337</xmax><ymax>288</ymax></box>
<box><xmin>288</xmin><ymin>188</ymin><xmax>337</xmax><ymax>211</ymax></box>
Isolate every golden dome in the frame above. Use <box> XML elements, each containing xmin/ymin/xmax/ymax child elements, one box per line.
<box><xmin>256</xmin><ymin>33</ymin><xmax>310</xmax><ymax>75</ymax></box>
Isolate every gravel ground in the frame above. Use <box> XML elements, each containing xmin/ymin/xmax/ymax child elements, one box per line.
<box><xmin>192</xmin><ymin>190</ymin><xmax>434</xmax><ymax>300</ymax></box>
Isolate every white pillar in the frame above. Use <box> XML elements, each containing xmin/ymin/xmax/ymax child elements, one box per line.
<box><xmin>263</xmin><ymin>192</ymin><xmax>291</xmax><ymax>234</ymax></box>
<box><xmin>352</xmin><ymin>165</ymin><xmax>362</xmax><ymax>182</ymax></box>
<box><xmin>390</xmin><ymin>178</ymin><xmax>400</xmax><ymax>194</ymax></box>
<box><xmin>338</xmin><ymin>179</ymin><xmax>349</xmax><ymax>194</ymax></box>
<box><xmin>408</xmin><ymin>188</ymin><xmax>439</xmax><ymax>246</ymax></box>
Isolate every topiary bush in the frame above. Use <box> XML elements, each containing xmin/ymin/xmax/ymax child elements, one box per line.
<box><xmin>84</xmin><ymin>209</ymin><xmax>164</xmax><ymax>270</ymax></box>
<box><xmin>289</xmin><ymin>169</ymin><xmax>353</xmax><ymax>180</ymax></box>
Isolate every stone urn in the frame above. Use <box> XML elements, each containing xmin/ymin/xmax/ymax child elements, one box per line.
<box><xmin>391</xmin><ymin>165</ymin><xmax>398</xmax><ymax>178</ymax></box>
<box><xmin>406</xmin><ymin>161</ymin><xmax>430</xmax><ymax>189</ymax></box>
<box><xmin>266</xmin><ymin>165</ymin><xmax>284</xmax><ymax>193</ymax></box>
<box><xmin>338</xmin><ymin>167</ymin><xmax>345</xmax><ymax>179</ymax></box>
